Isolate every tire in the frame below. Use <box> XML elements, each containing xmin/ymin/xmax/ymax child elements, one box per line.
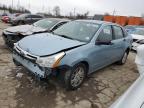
<box><xmin>59</xmin><ymin>63</ymin><xmax>87</xmax><ymax>90</ymax></box>
<box><xmin>117</xmin><ymin>51</ymin><xmax>128</xmax><ymax>65</ymax></box>
<box><xmin>18</xmin><ymin>21</ymin><xmax>25</xmax><ymax>25</ymax></box>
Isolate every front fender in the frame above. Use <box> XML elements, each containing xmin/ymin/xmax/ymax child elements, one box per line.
<box><xmin>61</xmin><ymin>52</ymin><xmax>89</xmax><ymax>67</ymax></box>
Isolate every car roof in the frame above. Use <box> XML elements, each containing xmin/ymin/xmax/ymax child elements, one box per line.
<box><xmin>44</xmin><ymin>18</ymin><xmax>70</xmax><ymax>22</ymax></box>
<box><xmin>76</xmin><ymin>19</ymin><xmax>115</xmax><ymax>25</ymax></box>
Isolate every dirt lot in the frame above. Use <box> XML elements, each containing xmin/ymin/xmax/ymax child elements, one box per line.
<box><xmin>0</xmin><ymin>22</ymin><xmax>139</xmax><ymax>108</ymax></box>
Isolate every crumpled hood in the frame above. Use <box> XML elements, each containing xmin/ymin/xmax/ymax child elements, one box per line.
<box><xmin>5</xmin><ymin>25</ymin><xmax>46</xmax><ymax>35</ymax></box>
<box><xmin>131</xmin><ymin>34</ymin><xmax>144</xmax><ymax>40</ymax></box>
<box><xmin>18</xmin><ymin>33</ymin><xmax>85</xmax><ymax>56</ymax></box>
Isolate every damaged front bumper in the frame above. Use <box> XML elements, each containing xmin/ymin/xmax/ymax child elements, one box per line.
<box><xmin>13</xmin><ymin>50</ymin><xmax>52</xmax><ymax>78</ymax></box>
<box><xmin>2</xmin><ymin>31</ymin><xmax>23</xmax><ymax>49</ymax></box>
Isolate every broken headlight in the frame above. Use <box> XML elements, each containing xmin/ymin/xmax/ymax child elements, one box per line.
<box><xmin>36</xmin><ymin>52</ymin><xmax>65</xmax><ymax>68</ymax></box>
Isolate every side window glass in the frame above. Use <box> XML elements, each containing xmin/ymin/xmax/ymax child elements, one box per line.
<box><xmin>34</xmin><ymin>15</ymin><xmax>43</xmax><ymax>18</ymax></box>
<box><xmin>31</xmin><ymin>15</ymin><xmax>36</xmax><ymax>18</ymax></box>
<box><xmin>113</xmin><ymin>26</ymin><xmax>124</xmax><ymax>39</ymax></box>
<box><xmin>26</xmin><ymin>15</ymin><xmax>31</xmax><ymax>18</ymax></box>
<box><xmin>97</xmin><ymin>26</ymin><xmax>112</xmax><ymax>42</ymax></box>
<box><xmin>52</xmin><ymin>22</ymin><xmax>66</xmax><ymax>31</ymax></box>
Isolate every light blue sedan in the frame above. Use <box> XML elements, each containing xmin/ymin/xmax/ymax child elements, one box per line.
<box><xmin>13</xmin><ymin>20</ymin><xmax>132</xmax><ymax>90</ymax></box>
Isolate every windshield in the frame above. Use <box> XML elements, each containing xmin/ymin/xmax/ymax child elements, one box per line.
<box><xmin>53</xmin><ymin>21</ymin><xmax>101</xmax><ymax>42</ymax></box>
<box><xmin>33</xmin><ymin>19</ymin><xmax>59</xmax><ymax>29</ymax></box>
<box><xmin>132</xmin><ymin>29</ymin><xmax>144</xmax><ymax>36</ymax></box>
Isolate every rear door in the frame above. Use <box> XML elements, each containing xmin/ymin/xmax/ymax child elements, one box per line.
<box><xmin>25</xmin><ymin>15</ymin><xmax>32</xmax><ymax>24</ymax></box>
<box><xmin>111</xmin><ymin>25</ymin><xmax>126</xmax><ymax>60</ymax></box>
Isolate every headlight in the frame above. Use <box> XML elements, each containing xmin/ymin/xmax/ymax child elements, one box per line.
<box><xmin>36</xmin><ymin>52</ymin><xmax>65</xmax><ymax>68</ymax></box>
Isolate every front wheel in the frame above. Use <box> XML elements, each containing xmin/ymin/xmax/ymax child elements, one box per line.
<box><xmin>60</xmin><ymin>63</ymin><xmax>87</xmax><ymax>90</ymax></box>
<box><xmin>18</xmin><ymin>21</ymin><xmax>25</xmax><ymax>25</ymax></box>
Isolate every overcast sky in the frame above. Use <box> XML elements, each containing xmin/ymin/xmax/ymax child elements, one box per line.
<box><xmin>0</xmin><ymin>0</ymin><xmax>143</xmax><ymax>16</ymax></box>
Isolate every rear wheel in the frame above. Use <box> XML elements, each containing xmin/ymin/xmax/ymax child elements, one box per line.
<box><xmin>118</xmin><ymin>51</ymin><xmax>128</xmax><ymax>65</ymax></box>
<box><xmin>60</xmin><ymin>63</ymin><xmax>87</xmax><ymax>90</ymax></box>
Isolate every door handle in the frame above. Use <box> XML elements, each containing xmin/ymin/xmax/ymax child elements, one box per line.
<box><xmin>123</xmin><ymin>39</ymin><xmax>126</xmax><ymax>41</ymax></box>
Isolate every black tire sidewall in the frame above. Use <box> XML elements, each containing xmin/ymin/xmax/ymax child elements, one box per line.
<box><xmin>118</xmin><ymin>51</ymin><xmax>128</xmax><ymax>65</ymax></box>
<box><xmin>64</xmin><ymin>63</ymin><xmax>87</xmax><ymax>90</ymax></box>
<box><xmin>122</xmin><ymin>52</ymin><xmax>128</xmax><ymax>64</ymax></box>
<box><xmin>18</xmin><ymin>20</ymin><xmax>24</xmax><ymax>25</ymax></box>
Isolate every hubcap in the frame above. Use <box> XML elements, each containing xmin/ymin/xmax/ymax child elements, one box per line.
<box><xmin>122</xmin><ymin>52</ymin><xmax>127</xmax><ymax>63</ymax></box>
<box><xmin>71</xmin><ymin>67</ymin><xmax>85</xmax><ymax>87</ymax></box>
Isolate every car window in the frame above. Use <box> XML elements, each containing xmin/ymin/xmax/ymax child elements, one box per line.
<box><xmin>113</xmin><ymin>26</ymin><xmax>124</xmax><ymax>39</ymax></box>
<box><xmin>123</xmin><ymin>29</ymin><xmax>128</xmax><ymax>37</ymax></box>
<box><xmin>15</xmin><ymin>14</ymin><xmax>29</xmax><ymax>19</ymax></box>
<box><xmin>26</xmin><ymin>15</ymin><xmax>31</xmax><ymax>18</ymax></box>
<box><xmin>52</xmin><ymin>22</ymin><xmax>67</xmax><ymax>31</ymax></box>
<box><xmin>30</xmin><ymin>15</ymin><xmax>42</xmax><ymax>18</ymax></box>
<box><xmin>97</xmin><ymin>25</ymin><xmax>112</xmax><ymax>42</ymax></box>
<box><xmin>53</xmin><ymin>21</ymin><xmax>101</xmax><ymax>42</ymax></box>
<box><xmin>33</xmin><ymin>19</ymin><xmax>60</xmax><ymax>29</ymax></box>
<box><xmin>35</xmin><ymin>15</ymin><xmax>43</xmax><ymax>18</ymax></box>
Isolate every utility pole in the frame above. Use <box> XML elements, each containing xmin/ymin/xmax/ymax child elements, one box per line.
<box><xmin>42</xmin><ymin>0</ymin><xmax>45</xmax><ymax>12</ymax></box>
<box><xmin>12</xmin><ymin>0</ymin><xmax>13</xmax><ymax>13</ymax></box>
<box><xmin>112</xmin><ymin>9</ymin><xmax>116</xmax><ymax>16</ymax></box>
<box><xmin>28</xmin><ymin>0</ymin><xmax>31</xmax><ymax>9</ymax></box>
<box><xmin>73</xmin><ymin>8</ymin><xmax>76</xmax><ymax>18</ymax></box>
<box><xmin>17</xmin><ymin>0</ymin><xmax>20</xmax><ymax>9</ymax></box>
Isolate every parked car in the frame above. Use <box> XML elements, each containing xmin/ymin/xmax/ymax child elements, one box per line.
<box><xmin>125</xmin><ymin>25</ymin><xmax>144</xmax><ymax>34</ymax></box>
<box><xmin>1</xmin><ymin>16</ymin><xmax>10</xmax><ymax>23</ymax></box>
<box><xmin>131</xmin><ymin>28</ymin><xmax>144</xmax><ymax>50</ymax></box>
<box><xmin>9</xmin><ymin>13</ymin><xmax>21</xmax><ymax>23</ymax></box>
<box><xmin>2</xmin><ymin>18</ymin><xmax>69</xmax><ymax>49</ymax></box>
<box><xmin>125</xmin><ymin>25</ymin><xmax>137</xmax><ymax>33</ymax></box>
<box><xmin>13</xmin><ymin>20</ymin><xmax>132</xmax><ymax>90</ymax></box>
<box><xmin>1</xmin><ymin>13</ymin><xmax>21</xmax><ymax>23</ymax></box>
<box><xmin>110</xmin><ymin>73</ymin><xmax>144</xmax><ymax>108</ymax></box>
<box><xmin>132</xmin><ymin>39</ymin><xmax>144</xmax><ymax>51</ymax></box>
<box><xmin>10</xmin><ymin>13</ymin><xmax>43</xmax><ymax>26</ymax></box>
<box><xmin>110</xmin><ymin>45</ymin><xmax>144</xmax><ymax>108</ymax></box>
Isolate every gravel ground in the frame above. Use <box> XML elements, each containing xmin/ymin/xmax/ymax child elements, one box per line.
<box><xmin>0</xmin><ymin>22</ymin><xmax>139</xmax><ymax>108</ymax></box>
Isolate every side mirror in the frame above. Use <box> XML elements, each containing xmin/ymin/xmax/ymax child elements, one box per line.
<box><xmin>95</xmin><ymin>41</ymin><xmax>112</xmax><ymax>45</ymax></box>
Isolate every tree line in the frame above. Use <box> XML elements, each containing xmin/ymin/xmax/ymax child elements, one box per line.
<box><xmin>0</xmin><ymin>4</ymin><xmax>90</xmax><ymax>19</ymax></box>
<box><xmin>38</xmin><ymin>6</ymin><xmax>90</xmax><ymax>19</ymax></box>
<box><xmin>0</xmin><ymin>4</ymin><xmax>30</xmax><ymax>14</ymax></box>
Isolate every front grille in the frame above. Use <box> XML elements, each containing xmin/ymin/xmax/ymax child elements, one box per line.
<box><xmin>14</xmin><ymin>46</ymin><xmax>38</xmax><ymax>63</ymax></box>
<box><xmin>14</xmin><ymin>50</ymin><xmax>36</xmax><ymax>63</ymax></box>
